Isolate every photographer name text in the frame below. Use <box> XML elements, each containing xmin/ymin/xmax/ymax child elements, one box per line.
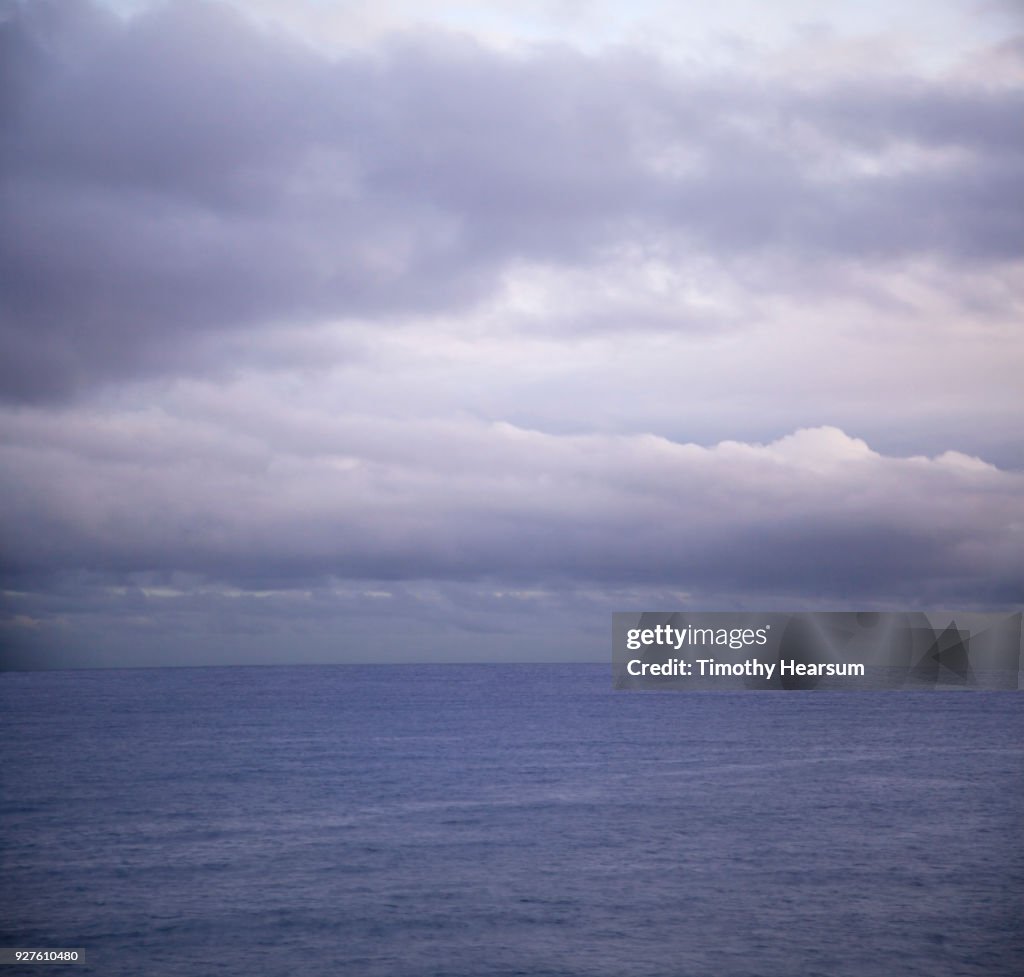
<box><xmin>625</xmin><ymin>658</ymin><xmax>866</xmax><ymax>680</ymax></box>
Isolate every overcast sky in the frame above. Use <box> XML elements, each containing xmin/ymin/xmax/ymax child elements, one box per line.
<box><xmin>1</xmin><ymin>0</ymin><xmax>1022</xmax><ymax>667</ymax></box>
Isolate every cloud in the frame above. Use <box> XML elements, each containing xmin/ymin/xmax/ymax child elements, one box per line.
<box><xmin>2</xmin><ymin>1</ymin><xmax>1021</xmax><ymax>666</ymax></box>
<box><xmin>1</xmin><ymin>413</ymin><xmax>1020</xmax><ymax>605</ymax></box>
<box><xmin>3</xmin><ymin>411</ymin><xmax>1020</xmax><ymax>666</ymax></box>
<box><xmin>2</xmin><ymin>0</ymin><xmax>1021</xmax><ymax>401</ymax></box>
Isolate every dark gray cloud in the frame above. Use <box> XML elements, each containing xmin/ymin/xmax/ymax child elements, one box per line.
<box><xmin>2</xmin><ymin>0</ymin><xmax>1022</xmax><ymax>401</ymax></box>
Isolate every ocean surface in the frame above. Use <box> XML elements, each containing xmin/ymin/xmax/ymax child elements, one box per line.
<box><xmin>1</xmin><ymin>664</ymin><xmax>1022</xmax><ymax>977</ymax></box>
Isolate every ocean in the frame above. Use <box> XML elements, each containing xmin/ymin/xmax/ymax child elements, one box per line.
<box><xmin>1</xmin><ymin>664</ymin><xmax>1021</xmax><ymax>976</ymax></box>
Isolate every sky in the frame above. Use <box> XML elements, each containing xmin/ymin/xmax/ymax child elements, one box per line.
<box><xmin>1</xmin><ymin>0</ymin><xmax>1022</xmax><ymax>667</ymax></box>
